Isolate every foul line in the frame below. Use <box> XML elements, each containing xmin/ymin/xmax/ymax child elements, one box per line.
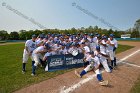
<box><xmin>60</xmin><ymin>49</ymin><xmax>140</xmax><ymax>93</ymax></box>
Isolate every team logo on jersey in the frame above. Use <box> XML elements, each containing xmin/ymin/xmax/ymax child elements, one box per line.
<box><xmin>30</xmin><ymin>43</ymin><xmax>36</xmax><ymax>48</ymax></box>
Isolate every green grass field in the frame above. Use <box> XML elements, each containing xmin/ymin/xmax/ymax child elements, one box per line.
<box><xmin>0</xmin><ymin>43</ymin><xmax>134</xmax><ymax>93</ymax></box>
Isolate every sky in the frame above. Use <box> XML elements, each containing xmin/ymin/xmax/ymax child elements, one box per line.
<box><xmin>0</xmin><ymin>0</ymin><xmax>140</xmax><ymax>33</ymax></box>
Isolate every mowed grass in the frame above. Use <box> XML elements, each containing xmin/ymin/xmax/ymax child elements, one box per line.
<box><xmin>0</xmin><ymin>43</ymin><xmax>134</xmax><ymax>93</ymax></box>
<box><xmin>115</xmin><ymin>44</ymin><xmax>134</xmax><ymax>54</ymax></box>
<box><xmin>131</xmin><ymin>75</ymin><xmax>140</xmax><ymax>93</ymax></box>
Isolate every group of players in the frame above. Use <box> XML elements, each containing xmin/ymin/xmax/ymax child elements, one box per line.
<box><xmin>22</xmin><ymin>32</ymin><xmax>118</xmax><ymax>86</ymax></box>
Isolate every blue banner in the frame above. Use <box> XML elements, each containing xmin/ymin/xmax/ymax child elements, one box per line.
<box><xmin>45</xmin><ymin>53</ymin><xmax>84</xmax><ymax>71</ymax></box>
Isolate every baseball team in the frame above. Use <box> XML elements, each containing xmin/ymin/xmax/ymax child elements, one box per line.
<box><xmin>22</xmin><ymin>33</ymin><xmax>118</xmax><ymax>86</ymax></box>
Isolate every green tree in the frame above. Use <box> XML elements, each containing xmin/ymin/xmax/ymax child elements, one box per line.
<box><xmin>19</xmin><ymin>30</ymin><xmax>27</xmax><ymax>40</ymax></box>
<box><xmin>0</xmin><ymin>30</ymin><xmax>9</xmax><ymax>40</ymax></box>
<box><xmin>131</xmin><ymin>29</ymin><xmax>140</xmax><ymax>38</ymax></box>
<box><xmin>10</xmin><ymin>32</ymin><xmax>19</xmax><ymax>40</ymax></box>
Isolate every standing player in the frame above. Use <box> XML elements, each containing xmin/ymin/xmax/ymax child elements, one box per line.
<box><xmin>108</xmin><ymin>34</ymin><xmax>118</xmax><ymax>68</ymax></box>
<box><xmin>113</xmin><ymin>35</ymin><xmax>118</xmax><ymax>68</ymax></box>
<box><xmin>106</xmin><ymin>34</ymin><xmax>115</xmax><ymax>69</ymax></box>
<box><xmin>22</xmin><ymin>35</ymin><xmax>37</xmax><ymax>74</ymax></box>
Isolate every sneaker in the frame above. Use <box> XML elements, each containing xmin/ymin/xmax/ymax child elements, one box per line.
<box><xmin>75</xmin><ymin>70</ymin><xmax>81</xmax><ymax>78</ymax></box>
<box><xmin>109</xmin><ymin>66</ymin><xmax>113</xmax><ymax>70</ymax></box>
<box><xmin>22</xmin><ymin>70</ymin><xmax>25</xmax><ymax>74</ymax></box>
<box><xmin>31</xmin><ymin>73</ymin><xmax>35</xmax><ymax>76</ymax></box>
<box><xmin>99</xmin><ymin>80</ymin><xmax>108</xmax><ymax>86</ymax></box>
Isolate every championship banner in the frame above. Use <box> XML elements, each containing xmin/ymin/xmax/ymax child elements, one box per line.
<box><xmin>45</xmin><ymin>53</ymin><xmax>84</xmax><ymax>71</ymax></box>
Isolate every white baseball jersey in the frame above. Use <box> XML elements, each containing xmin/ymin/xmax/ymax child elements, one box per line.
<box><xmin>108</xmin><ymin>38</ymin><xmax>118</xmax><ymax>48</ymax></box>
<box><xmin>93</xmin><ymin>37</ymin><xmax>98</xmax><ymax>45</ymax></box>
<box><xmin>94</xmin><ymin>50</ymin><xmax>111</xmax><ymax>72</ymax></box>
<box><xmin>106</xmin><ymin>39</ymin><xmax>115</xmax><ymax>52</ymax></box>
<box><xmin>25</xmin><ymin>40</ymin><xmax>37</xmax><ymax>53</ymax></box>
<box><xmin>32</xmin><ymin>46</ymin><xmax>45</xmax><ymax>66</ymax></box>
<box><xmin>94</xmin><ymin>50</ymin><xmax>107</xmax><ymax>62</ymax></box>
<box><xmin>106</xmin><ymin>39</ymin><xmax>115</xmax><ymax>60</ymax></box>
<box><xmin>100</xmin><ymin>40</ymin><xmax>107</xmax><ymax>53</ymax></box>
<box><xmin>84</xmin><ymin>55</ymin><xmax>100</xmax><ymax>72</ymax></box>
<box><xmin>113</xmin><ymin>39</ymin><xmax>118</xmax><ymax>48</ymax></box>
<box><xmin>44</xmin><ymin>51</ymin><xmax>56</xmax><ymax>57</ymax></box>
<box><xmin>36</xmin><ymin>38</ymin><xmax>43</xmax><ymax>45</ymax></box>
<box><xmin>83</xmin><ymin>46</ymin><xmax>90</xmax><ymax>53</ymax></box>
<box><xmin>33</xmin><ymin>46</ymin><xmax>44</xmax><ymax>54</ymax></box>
<box><xmin>59</xmin><ymin>48</ymin><xmax>68</xmax><ymax>55</ymax></box>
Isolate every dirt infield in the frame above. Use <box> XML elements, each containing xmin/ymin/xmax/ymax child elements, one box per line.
<box><xmin>14</xmin><ymin>41</ymin><xmax>140</xmax><ymax>93</ymax></box>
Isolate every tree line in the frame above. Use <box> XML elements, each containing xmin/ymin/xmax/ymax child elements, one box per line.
<box><xmin>0</xmin><ymin>26</ymin><xmax>139</xmax><ymax>40</ymax></box>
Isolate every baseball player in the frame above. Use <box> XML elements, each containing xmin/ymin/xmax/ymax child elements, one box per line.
<box><xmin>52</xmin><ymin>41</ymin><xmax>61</xmax><ymax>55</ymax></box>
<box><xmin>36</xmin><ymin>34</ymin><xmax>45</xmax><ymax>46</ymax></box>
<box><xmin>43</xmin><ymin>46</ymin><xmax>56</xmax><ymax>62</ymax></box>
<box><xmin>75</xmin><ymin>52</ymin><xmax>108</xmax><ymax>86</ymax></box>
<box><xmin>108</xmin><ymin>34</ymin><xmax>118</xmax><ymax>68</ymax></box>
<box><xmin>106</xmin><ymin>34</ymin><xmax>115</xmax><ymax>69</ymax></box>
<box><xmin>31</xmin><ymin>43</ymin><xmax>48</xmax><ymax>76</ymax></box>
<box><xmin>94</xmin><ymin>46</ymin><xmax>111</xmax><ymax>73</ymax></box>
<box><xmin>22</xmin><ymin>35</ymin><xmax>37</xmax><ymax>74</ymax></box>
<box><xmin>99</xmin><ymin>36</ymin><xmax>108</xmax><ymax>53</ymax></box>
<box><xmin>80</xmin><ymin>42</ymin><xmax>91</xmax><ymax>67</ymax></box>
<box><xmin>68</xmin><ymin>43</ymin><xmax>78</xmax><ymax>55</ymax></box>
<box><xmin>112</xmin><ymin>35</ymin><xmax>118</xmax><ymax>68</ymax></box>
<box><xmin>59</xmin><ymin>44</ymin><xmax>68</xmax><ymax>55</ymax></box>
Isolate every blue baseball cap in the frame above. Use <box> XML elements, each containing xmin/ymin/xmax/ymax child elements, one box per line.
<box><xmin>109</xmin><ymin>34</ymin><xmax>114</xmax><ymax>37</ymax></box>
<box><xmin>32</xmin><ymin>34</ymin><xmax>37</xmax><ymax>38</ymax></box>
<box><xmin>96</xmin><ymin>46</ymin><xmax>100</xmax><ymax>51</ymax></box>
<box><xmin>51</xmin><ymin>34</ymin><xmax>55</xmax><ymax>37</ymax></box>
<box><xmin>39</xmin><ymin>34</ymin><xmax>45</xmax><ymax>39</ymax></box>
<box><xmin>44</xmin><ymin>43</ymin><xmax>50</xmax><ymax>48</ymax></box>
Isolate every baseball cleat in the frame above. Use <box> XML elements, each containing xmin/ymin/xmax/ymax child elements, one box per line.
<box><xmin>31</xmin><ymin>73</ymin><xmax>35</xmax><ymax>76</ymax></box>
<box><xmin>99</xmin><ymin>80</ymin><xmax>108</xmax><ymax>86</ymax></box>
<box><xmin>75</xmin><ymin>70</ymin><xmax>81</xmax><ymax>78</ymax></box>
<box><xmin>22</xmin><ymin>71</ymin><xmax>25</xmax><ymax>74</ymax></box>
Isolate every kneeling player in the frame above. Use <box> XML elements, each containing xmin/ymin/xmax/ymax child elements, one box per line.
<box><xmin>31</xmin><ymin>43</ymin><xmax>48</xmax><ymax>76</ymax></box>
<box><xmin>94</xmin><ymin>46</ymin><xmax>111</xmax><ymax>73</ymax></box>
<box><xmin>75</xmin><ymin>52</ymin><xmax>108</xmax><ymax>86</ymax></box>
